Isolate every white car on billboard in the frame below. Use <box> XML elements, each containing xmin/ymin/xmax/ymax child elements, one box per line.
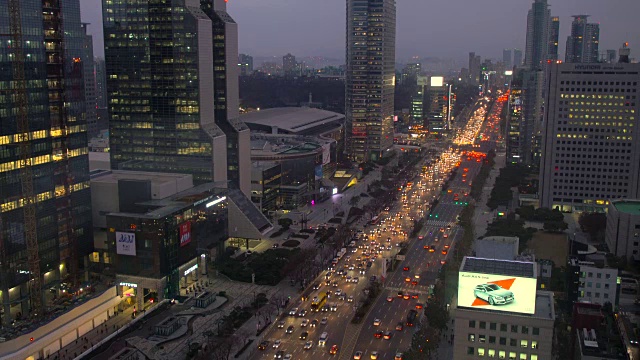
<box><xmin>473</xmin><ymin>284</ymin><xmax>514</xmax><ymax>305</ymax></box>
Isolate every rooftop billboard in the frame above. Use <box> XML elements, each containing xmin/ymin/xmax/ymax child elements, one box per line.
<box><xmin>457</xmin><ymin>272</ymin><xmax>536</xmax><ymax>315</ymax></box>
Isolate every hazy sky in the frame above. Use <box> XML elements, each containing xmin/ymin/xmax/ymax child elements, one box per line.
<box><xmin>81</xmin><ymin>0</ymin><xmax>640</xmax><ymax>64</ymax></box>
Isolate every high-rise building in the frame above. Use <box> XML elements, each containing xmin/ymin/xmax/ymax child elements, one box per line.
<box><xmin>565</xmin><ymin>15</ymin><xmax>600</xmax><ymax>64</ymax></box>
<box><xmin>283</xmin><ymin>53</ymin><xmax>297</xmax><ymax>76</ymax></box>
<box><xmin>345</xmin><ymin>0</ymin><xmax>396</xmax><ymax>162</ymax></box>
<box><xmin>238</xmin><ymin>53</ymin><xmax>254</xmax><ymax>76</ymax></box>
<box><xmin>94</xmin><ymin>57</ymin><xmax>107</xmax><ymax>109</ymax></box>
<box><xmin>426</xmin><ymin>77</ymin><xmax>453</xmax><ymax>134</ymax></box>
<box><xmin>524</xmin><ymin>0</ymin><xmax>550</xmax><ymax>69</ymax></box>
<box><xmin>411</xmin><ymin>76</ymin><xmax>428</xmax><ymax>131</ymax></box>
<box><xmin>201</xmin><ymin>0</ymin><xmax>251</xmax><ymax>197</ymax></box>
<box><xmin>0</xmin><ymin>0</ymin><xmax>93</xmax><ymax>324</ymax></box>
<box><xmin>506</xmin><ymin>70</ymin><xmax>524</xmax><ymax>163</ymax></box>
<box><xmin>547</xmin><ymin>16</ymin><xmax>560</xmax><ymax>61</ymax></box>
<box><xmin>539</xmin><ymin>62</ymin><xmax>640</xmax><ymax>212</ymax></box>
<box><xmin>103</xmin><ymin>0</ymin><xmax>229</xmax><ymax>185</ymax></box>
<box><xmin>468</xmin><ymin>52</ymin><xmax>481</xmax><ymax>84</ymax></box>
<box><xmin>81</xmin><ymin>23</ymin><xmax>98</xmax><ymax>138</ymax></box>
<box><xmin>513</xmin><ymin>49</ymin><xmax>523</xmax><ymax>67</ymax></box>
<box><xmin>503</xmin><ymin>49</ymin><xmax>513</xmax><ymax>70</ymax></box>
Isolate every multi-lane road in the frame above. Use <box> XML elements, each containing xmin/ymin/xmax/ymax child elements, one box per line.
<box><xmin>251</xmin><ymin>97</ymin><xmax>498</xmax><ymax>360</ymax></box>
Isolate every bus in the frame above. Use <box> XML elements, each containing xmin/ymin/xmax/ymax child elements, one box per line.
<box><xmin>406</xmin><ymin>309</ymin><xmax>418</xmax><ymax>326</ymax></box>
<box><xmin>318</xmin><ymin>332</ymin><xmax>329</xmax><ymax>346</ymax></box>
<box><xmin>311</xmin><ymin>292</ymin><xmax>328</xmax><ymax>312</ymax></box>
<box><xmin>370</xmin><ymin>216</ymin><xmax>380</xmax><ymax>225</ymax></box>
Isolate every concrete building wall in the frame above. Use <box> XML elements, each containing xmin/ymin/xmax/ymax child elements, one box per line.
<box><xmin>577</xmin><ymin>265</ymin><xmax>618</xmax><ymax>305</ymax></box>
<box><xmin>606</xmin><ymin>200</ymin><xmax>640</xmax><ymax>260</ymax></box>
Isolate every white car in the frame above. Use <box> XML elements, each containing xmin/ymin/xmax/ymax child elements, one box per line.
<box><xmin>373</xmin><ymin>318</ymin><xmax>381</xmax><ymax>326</ymax></box>
<box><xmin>273</xmin><ymin>339</ymin><xmax>282</xmax><ymax>348</ymax></box>
<box><xmin>347</xmin><ymin>296</ymin><xmax>354</xmax><ymax>302</ymax></box>
<box><xmin>289</xmin><ymin>307</ymin><xmax>298</xmax><ymax>316</ymax></box>
<box><xmin>321</xmin><ymin>317</ymin><xmax>328</xmax><ymax>325</ymax></box>
<box><xmin>300</xmin><ymin>319</ymin><xmax>309</xmax><ymax>327</ymax></box>
<box><xmin>284</xmin><ymin>355</ymin><xmax>292</xmax><ymax>360</ymax></box>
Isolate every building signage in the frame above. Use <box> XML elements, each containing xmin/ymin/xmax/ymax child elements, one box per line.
<box><xmin>457</xmin><ymin>271</ymin><xmax>537</xmax><ymax>315</ymax></box>
<box><xmin>119</xmin><ymin>282</ymin><xmax>138</xmax><ymax>288</ymax></box>
<box><xmin>179</xmin><ymin>221</ymin><xmax>191</xmax><ymax>247</ymax></box>
<box><xmin>116</xmin><ymin>232</ymin><xmax>136</xmax><ymax>256</ymax></box>
<box><xmin>205</xmin><ymin>196</ymin><xmax>226</xmax><ymax>208</ymax></box>
<box><xmin>184</xmin><ymin>264</ymin><xmax>198</xmax><ymax>276</ymax></box>
<box><xmin>321</xmin><ymin>143</ymin><xmax>331</xmax><ymax>165</ymax></box>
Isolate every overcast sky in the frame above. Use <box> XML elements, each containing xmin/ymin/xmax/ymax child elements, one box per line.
<box><xmin>81</xmin><ymin>0</ymin><xmax>640</xmax><ymax>64</ymax></box>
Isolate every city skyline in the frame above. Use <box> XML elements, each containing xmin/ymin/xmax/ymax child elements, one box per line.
<box><xmin>82</xmin><ymin>0</ymin><xmax>640</xmax><ymax>64</ymax></box>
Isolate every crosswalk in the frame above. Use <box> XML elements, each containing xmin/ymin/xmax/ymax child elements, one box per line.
<box><xmin>425</xmin><ymin>220</ymin><xmax>455</xmax><ymax>227</ymax></box>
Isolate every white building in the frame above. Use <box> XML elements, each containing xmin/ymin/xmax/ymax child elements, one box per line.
<box><xmin>568</xmin><ymin>257</ymin><xmax>619</xmax><ymax>307</ymax></box>
<box><xmin>539</xmin><ymin>62</ymin><xmax>640</xmax><ymax>212</ymax></box>
<box><xmin>606</xmin><ymin>199</ymin><xmax>640</xmax><ymax>261</ymax></box>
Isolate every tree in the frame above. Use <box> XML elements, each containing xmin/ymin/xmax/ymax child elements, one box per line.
<box><xmin>348</xmin><ymin>195</ymin><xmax>361</xmax><ymax>207</ymax></box>
<box><xmin>578</xmin><ymin>212</ymin><xmax>607</xmax><ymax>242</ymax></box>
<box><xmin>543</xmin><ymin>220</ymin><xmax>568</xmax><ymax>232</ymax></box>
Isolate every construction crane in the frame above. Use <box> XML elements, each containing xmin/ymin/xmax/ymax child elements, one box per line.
<box><xmin>7</xmin><ymin>0</ymin><xmax>43</xmax><ymax>317</ymax></box>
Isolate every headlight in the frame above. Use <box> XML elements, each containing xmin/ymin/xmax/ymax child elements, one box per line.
<box><xmin>494</xmin><ymin>296</ymin><xmax>503</xmax><ymax>300</ymax></box>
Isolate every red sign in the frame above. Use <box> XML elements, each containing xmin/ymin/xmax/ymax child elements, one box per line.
<box><xmin>179</xmin><ymin>222</ymin><xmax>191</xmax><ymax>247</ymax></box>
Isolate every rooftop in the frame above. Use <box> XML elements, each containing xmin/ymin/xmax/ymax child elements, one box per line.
<box><xmin>90</xmin><ymin>169</ymin><xmax>192</xmax><ymax>186</ymax></box>
<box><xmin>241</xmin><ymin>107</ymin><xmax>344</xmax><ymax>135</ymax></box>
<box><xmin>612</xmin><ymin>199</ymin><xmax>640</xmax><ymax>215</ymax></box>
<box><xmin>461</xmin><ymin>257</ymin><xmax>537</xmax><ymax>278</ymax></box>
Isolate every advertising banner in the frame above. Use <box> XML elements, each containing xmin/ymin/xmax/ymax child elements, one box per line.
<box><xmin>179</xmin><ymin>221</ymin><xmax>192</xmax><ymax>247</ymax></box>
<box><xmin>115</xmin><ymin>232</ymin><xmax>136</xmax><ymax>256</ymax></box>
<box><xmin>457</xmin><ymin>272</ymin><xmax>536</xmax><ymax>314</ymax></box>
<box><xmin>322</xmin><ymin>143</ymin><xmax>331</xmax><ymax>165</ymax></box>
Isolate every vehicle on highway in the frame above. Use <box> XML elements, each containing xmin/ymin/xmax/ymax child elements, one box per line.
<box><xmin>403</xmin><ymin>266</ymin><xmax>410</xmax><ymax>271</ymax></box>
<box><xmin>304</xmin><ymin>341</ymin><xmax>313</xmax><ymax>350</ymax></box>
<box><xmin>383</xmin><ymin>331</ymin><xmax>393</xmax><ymax>340</ymax></box>
<box><xmin>310</xmin><ymin>319</ymin><xmax>318</xmax><ymax>327</ymax></box>
<box><xmin>373</xmin><ymin>318</ymin><xmax>381</xmax><ymax>326</ymax></box>
<box><xmin>330</xmin><ymin>303</ymin><xmax>338</xmax><ymax>311</ymax></box>
<box><xmin>283</xmin><ymin>354</ymin><xmax>291</xmax><ymax>360</ymax></box>
<box><xmin>406</xmin><ymin>309</ymin><xmax>418</xmax><ymax>326</ymax></box>
<box><xmin>354</xmin><ymin>351</ymin><xmax>363</xmax><ymax>359</ymax></box>
<box><xmin>416</xmin><ymin>303</ymin><xmax>424</xmax><ymax>309</ymax></box>
<box><xmin>297</xmin><ymin>309</ymin><xmax>307</xmax><ymax>317</ymax></box>
<box><xmin>321</xmin><ymin>317</ymin><xmax>328</xmax><ymax>325</ymax></box>
<box><xmin>374</xmin><ymin>330</ymin><xmax>383</xmax><ymax>339</ymax></box>
<box><xmin>274</xmin><ymin>350</ymin><xmax>284</xmax><ymax>358</ymax></box>
<box><xmin>300</xmin><ymin>319</ymin><xmax>309</xmax><ymax>327</ymax></box>
<box><xmin>370</xmin><ymin>351</ymin><xmax>379</xmax><ymax>359</ymax></box>
<box><xmin>258</xmin><ymin>340</ymin><xmax>269</xmax><ymax>350</ymax></box>
<box><xmin>273</xmin><ymin>339</ymin><xmax>281</xmax><ymax>348</ymax></box>
<box><xmin>289</xmin><ymin>307</ymin><xmax>298</xmax><ymax>316</ymax></box>
<box><xmin>300</xmin><ymin>331</ymin><xmax>309</xmax><ymax>340</ymax></box>
<box><xmin>473</xmin><ymin>284</ymin><xmax>515</xmax><ymax>305</ymax></box>
<box><xmin>396</xmin><ymin>322</ymin><xmax>404</xmax><ymax>331</ymax></box>
<box><xmin>277</xmin><ymin>320</ymin><xmax>285</xmax><ymax>328</ymax></box>
<box><xmin>286</xmin><ymin>325</ymin><xmax>294</xmax><ymax>334</ymax></box>
<box><xmin>395</xmin><ymin>352</ymin><xmax>404</xmax><ymax>360</ymax></box>
<box><xmin>311</xmin><ymin>292</ymin><xmax>328</xmax><ymax>312</ymax></box>
<box><xmin>386</xmin><ymin>296</ymin><xmax>394</xmax><ymax>302</ymax></box>
<box><xmin>330</xmin><ymin>344</ymin><xmax>338</xmax><ymax>355</ymax></box>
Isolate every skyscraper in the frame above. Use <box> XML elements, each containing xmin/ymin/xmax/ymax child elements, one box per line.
<box><xmin>94</xmin><ymin>57</ymin><xmax>107</xmax><ymax>109</ymax></box>
<box><xmin>283</xmin><ymin>53</ymin><xmax>297</xmax><ymax>76</ymax></box>
<box><xmin>81</xmin><ymin>23</ymin><xmax>98</xmax><ymax>138</ymax></box>
<box><xmin>201</xmin><ymin>0</ymin><xmax>251</xmax><ymax>197</ymax></box>
<box><xmin>238</xmin><ymin>54</ymin><xmax>254</xmax><ymax>76</ymax></box>
<box><xmin>503</xmin><ymin>49</ymin><xmax>513</xmax><ymax>70</ymax></box>
<box><xmin>539</xmin><ymin>62</ymin><xmax>640</xmax><ymax>212</ymax></box>
<box><xmin>565</xmin><ymin>15</ymin><xmax>600</xmax><ymax>64</ymax></box>
<box><xmin>103</xmin><ymin>0</ymin><xmax>228</xmax><ymax>185</ymax></box>
<box><xmin>547</xmin><ymin>16</ymin><xmax>560</xmax><ymax>61</ymax></box>
<box><xmin>346</xmin><ymin>0</ymin><xmax>396</xmax><ymax>162</ymax></box>
<box><xmin>524</xmin><ymin>0</ymin><xmax>550</xmax><ymax>69</ymax></box>
<box><xmin>468</xmin><ymin>52</ymin><xmax>481</xmax><ymax>84</ymax></box>
<box><xmin>513</xmin><ymin>49</ymin><xmax>523</xmax><ymax>67</ymax></box>
<box><xmin>0</xmin><ymin>0</ymin><xmax>93</xmax><ymax>324</ymax></box>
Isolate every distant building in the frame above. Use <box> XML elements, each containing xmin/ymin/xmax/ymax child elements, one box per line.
<box><xmin>95</xmin><ymin>57</ymin><xmax>108</xmax><ymax>108</ymax></box>
<box><xmin>567</xmin><ymin>257</ymin><xmax>619</xmax><ymax>308</ymax></box>
<box><xmin>539</xmin><ymin>62</ymin><xmax>640</xmax><ymax>212</ymax></box>
<box><xmin>410</xmin><ymin>76</ymin><xmax>428</xmax><ymax>132</ymax></box>
<box><xmin>503</xmin><ymin>49</ymin><xmax>513</xmax><ymax>70</ymax></box>
<box><xmin>346</xmin><ymin>0</ymin><xmax>396</xmax><ymax>162</ymax></box>
<box><xmin>606</xmin><ymin>199</ymin><xmax>640</xmax><ymax>261</ymax></box>
<box><xmin>401</xmin><ymin>62</ymin><xmax>421</xmax><ymax>84</ymax></box>
<box><xmin>283</xmin><ymin>53</ymin><xmax>297</xmax><ymax>76</ymax></box>
<box><xmin>468</xmin><ymin>52</ymin><xmax>481</xmax><ymax>84</ymax></box>
<box><xmin>565</xmin><ymin>15</ymin><xmax>600</xmax><ymax>64</ymax></box>
<box><xmin>547</xmin><ymin>16</ymin><xmax>560</xmax><ymax>61</ymax></box>
<box><xmin>258</xmin><ymin>62</ymin><xmax>281</xmax><ymax>76</ymax></box>
<box><xmin>513</xmin><ymin>49</ymin><xmax>523</xmax><ymax>67</ymax></box>
<box><xmin>426</xmin><ymin>77</ymin><xmax>453</xmax><ymax>134</ymax></box>
<box><xmin>239</xmin><ymin>53</ymin><xmax>254</xmax><ymax>75</ymax></box>
<box><xmin>82</xmin><ymin>23</ymin><xmax>98</xmax><ymax>137</ymax></box>
<box><xmin>453</xmin><ymin>257</ymin><xmax>554</xmax><ymax>360</ymax></box>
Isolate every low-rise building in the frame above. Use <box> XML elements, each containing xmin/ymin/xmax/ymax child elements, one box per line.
<box><xmin>474</xmin><ymin>236</ymin><xmax>519</xmax><ymax>260</ymax></box>
<box><xmin>567</xmin><ymin>257</ymin><xmax>619</xmax><ymax>308</ymax></box>
<box><xmin>606</xmin><ymin>199</ymin><xmax>640</xmax><ymax>261</ymax></box>
<box><xmin>453</xmin><ymin>257</ymin><xmax>554</xmax><ymax>360</ymax></box>
<box><xmin>571</xmin><ymin>302</ymin><xmax>628</xmax><ymax>360</ymax></box>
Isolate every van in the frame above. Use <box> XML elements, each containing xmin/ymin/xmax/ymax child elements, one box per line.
<box><xmin>318</xmin><ymin>332</ymin><xmax>328</xmax><ymax>346</ymax></box>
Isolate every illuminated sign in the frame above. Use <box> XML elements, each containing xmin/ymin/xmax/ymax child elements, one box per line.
<box><xmin>119</xmin><ymin>282</ymin><xmax>138</xmax><ymax>288</ymax></box>
<box><xmin>332</xmin><ymin>187</ymin><xmax>338</xmax><ymax>195</ymax></box>
<box><xmin>458</xmin><ymin>271</ymin><xmax>537</xmax><ymax>314</ymax></box>
<box><xmin>504</xmin><ymin>70</ymin><xmax>513</xmax><ymax>76</ymax></box>
<box><xmin>116</xmin><ymin>232</ymin><xmax>136</xmax><ymax>256</ymax></box>
<box><xmin>206</xmin><ymin>196</ymin><xmax>226</xmax><ymax>208</ymax></box>
<box><xmin>184</xmin><ymin>264</ymin><xmax>198</xmax><ymax>276</ymax></box>
<box><xmin>179</xmin><ymin>221</ymin><xmax>191</xmax><ymax>247</ymax></box>
<box><xmin>430</xmin><ymin>76</ymin><xmax>444</xmax><ymax>87</ymax></box>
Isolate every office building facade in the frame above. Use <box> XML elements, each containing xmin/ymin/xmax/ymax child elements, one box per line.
<box><xmin>238</xmin><ymin>54</ymin><xmax>253</xmax><ymax>76</ymax></box>
<box><xmin>539</xmin><ymin>62</ymin><xmax>640</xmax><ymax>212</ymax></box>
<box><xmin>606</xmin><ymin>199</ymin><xmax>640</xmax><ymax>261</ymax></box>
<box><xmin>103</xmin><ymin>0</ymin><xmax>228</xmax><ymax>185</ymax></box>
<box><xmin>567</xmin><ymin>257</ymin><xmax>619</xmax><ymax>308</ymax></box>
<box><xmin>506</xmin><ymin>70</ymin><xmax>524</xmax><ymax>163</ymax></box>
<box><xmin>513</xmin><ymin>49</ymin><xmax>523</xmax><ymax>68</ymax></box>
<box><xmin>345</xmin><ymin>0</ymin><xmax>396</xmax><ymax>162</ymax></box>
<box><xmin>426</xmin><ymin>77</ymin><xmax>453</xmax><ymax>134</ymax></box>
<box><xmin>0</xmin><ymin>0</ymin><xmax>93</xmax><ymax>324</ymax></box>
<box><xmin>566</xmin><ymin>15</ymin><xmax>600</xmax><ymax>64</ymax></box>
<box><xmin>524</xmin><ymin>0</ymin><xmax>550</xmax><ymax>69</ymax></box>
<box><xmin>503</xmin><ymin>49</ymin><xmax>513</xmax><ymax>70</ymax></box>
<box><xmin>547</xmin><ymin>16</ymin><xmax>559</xmax><ymax>61</ymax></box>
<box><xmin>81</xmin><ymin>24</ymin><xmax>98</xmax><ymax>138</ymax></box>
<box><xmin>283</xmin><ymin>53</ymin><xmax>297</xmax><ymax>76</ymax></box>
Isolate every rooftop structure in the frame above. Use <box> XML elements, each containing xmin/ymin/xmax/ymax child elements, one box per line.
<box><xmin>242</xmin><ymin>107</ymin><xmax>345</xmax><ymax>136</ymax></box>
<box><xmin>461</xmin><ymin>256</ymin><xmax>537</xmax><ymax>278</ymax></box>
<box><xmin>474</xmin><ymin>236</ymin><xmax>520</xmax><ymax>261</ymax></box>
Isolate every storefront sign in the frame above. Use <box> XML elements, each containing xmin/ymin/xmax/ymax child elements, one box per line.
<box><xmin>206</xmin><ymin>196</ymin><xmax>226</xmax><ymax>208</ymax></box>
<box><xmin>116</xmin><ymin>232</ymin><xmax>136</xmax><ymax>256</ymax></box>
<box><xmin>179</xmin><ymin>222</ymin><xmax>191</xmax><ymax>247</ymax></box>
<box><xmin>184</xmin><ymin>264</ymin><xmax>198</xmax><ymax>276</ymax></box>
<box><xmin>119</xmin><ymin>282</ymin><xmax>138</xmax><ymax>288</ymax></box>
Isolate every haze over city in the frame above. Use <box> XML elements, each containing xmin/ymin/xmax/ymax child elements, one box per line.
<box><xmin>81</xmin><ymin>0</ymin><xmax>640</xmax><ymax>63</ymax></box>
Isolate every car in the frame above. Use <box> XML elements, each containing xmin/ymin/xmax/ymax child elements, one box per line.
<box><xmin>403</xmin><ymin>294</ymin><xmax>410</xmax><ymax>300</ymax></box>
<box><xmin>274</xmin><ymin>350</ymin><xmax>285</xmax><ymax>358</ymax></box>
<box><xmin>374</xmin><ymin>330</ymin><xmax>383</xmax><ymax>339</ymax></box>
<box><xmin>411</xmin><ymin>280</ymin><xmax>418</xmax><ymax>286</ymax></box>
<box><xmin>434</xmin><ymin>237</ymin><xmax>439</xmax><ymax>242</ymax></box>
<box><xmin>353</xmin><ymin>276</ymin><xmax>360</xmax><ymax>283</ymax></box>
<box><xmin>332</xmin><ymin>281</ymin><xmax>339</xmax><ymax>287</ymax></box>
<box><xmin>304</xmin><ymin>341</ymin><xmax>313</xmax><ymax>350</ymax></box>
<box><xmin>395</xmin><ymin>352</ymin><xmax>404</xmax><ymax>360</ymax></box>
<box><xmin>258</xmin><ymin>340</ymin><xmax>269</xmax><ymax>350</ymax></box>
<box><xmin>277</xmin><ymin>320</ymin><xmax>285</xmax><ymax>328</ymax></box>
<box><xmin>403</xmin><ymin>266</ymin><xmax>410</xmax><ymax>271</ymax></box>
<box><xmin>273</xmin><ymin>339</ymin><xmax>282</xmax><ymax>348</ymax></box>
<box><xmin>397</xmin><ymin>291</ymin><xmax>404</xmax><ymax>298</ymax></box>
<box><xmin>440</xmin><ymin>227</ymin><xmax>445</xmax><ymax>232</ymax></box>
<box><xmin>354</xmin><ymin>351</ymin><xmax>363</xmax><ymax>360</ymax></box>
<box><xmin>414</xmin><ymin>273</ymin><xmax>420</xmax><ymax>279</ymax></box>
<box><xmin>418</xmin><ymin>235</ymin><xmax>424</xmax><ymax>240</ymax></box>
<box><xmin>396</xmin><ymin>322</ymin><xmax>404</xmax><ymax>331</ymax></box>
<box><xmin>335</xmin><ymin>289</ymin><xmax>343</xmax><ymax>296</ymax></box>
<box><xmin>416</xmin><ymin>303</ymin><xmax>424</xmax><ymax>309</ymax></box>
<box><xmin>444</xmin><ymin>244</ymin><xmax>450</xmax><ymax>249</ymax></box>
<box><xmin>370</xmin><ymin>351</ymin><xmax>379</xmax><ymax>359</ymax></box>
<box><xmin>298</xmin><ymin>309</ymin><xmax>307</xmax><ymax>317</ymax></box>
<box><xmin>330</xmin><ymin>345</ymin><xmax>339</xmax><ymax>355</ymax></box>
<box><xmin>473</xmin><ymin>284</ymin><xmax>515</xmax><ymax>305</ymax></box>
<box><xmin>330</xmin><ymin>304</ymin><xmax>338</xmax><ymax>311</ymax></box>
<box><xmin>442</xmin><ymin>249</ymin><xmax>448</xmax><ymax>255</ymax></box>
<box><xmin>310</xmin><ymin>319</ymin><xmax>318</xmax><ymax>327</ymax></box>
<box><xmin>405</xmin><ymin>276</ymin><xmax>411</xmax><ymax>282</ymax></box>
<box><xmin>312</xmin><ymin>282</ymin><xmax>321</xmax><ymax>290</ymax></box>
<box><xmin>373</xmin><ymin>318</ymin><xmax>381</xmax><ymax>326</ymax></box>
<box><xmin>300</xmin><ymin>331</ymin><xmax>309</xmax><ymax>340</ymax></box>
<box><xmin>443</xmin><ymin>233</ymin><xmax>449</xmax><ymax>238</ymax></box>
<box><xmin>321</xmin><ymin>304</ymin><xmax>330</xmax><ymax>312</ymax></box>
<box><xmin>383</xmin><ymin>331</ymin><xmax>393</xmax><ymax>340</ymax></box>
<box><xmin>348</xmin><ymin>295</ymin><xmax>354</xmax><ymax>302</ymax></box>
<box><xmin>440</xmin><ymin>260</ymin><xmax>446</xmax><ymax>265</ymax></box>
<box><xmin>289</xmin><ymin>307</ymin><xmax>299</xmax><ymax>316</ymax></box>
<box><xmin>283</xmin><ymin>355</ymin><xmax>292</xmax><ymax>360</ymax></box>
<box><xmin>300</xmin><ymin>319</ymin><xmax>309</xmax><ymax>327</ymax></box>
<box><xmin>321</xmin><ymin>317</ymin><xmax>328</xmax><ymax>325</ymax></box>
<box><xmin>286</xmin><ymin>325</ymin><xmax>294</xmax><ymax>334</ymax></box>
<box><xmin>387</xmin><ymin>296</ymin><xmax>394</xmax><ymax>302</ymax></box>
